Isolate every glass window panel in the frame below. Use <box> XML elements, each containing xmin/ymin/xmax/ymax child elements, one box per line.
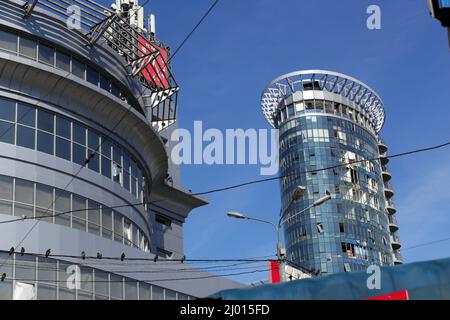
<box><xmin>100</xmin><ymin>74</ymin><xmax>110</xmax><ymax>91</ymax></box>
<box><xmin>17</xmin><ymin>125</ymin><xmax>35</xmax><ymax>149</ymax></box>
<box><xmin>86</xmin><ymin>65</ymin><xmax>99</xmax><ymax>86</ymax></box>
<box><xmin>165</xmin><ymin>289</ymin><xmax>177</xmax><ymax>300</ymax></box>
<box><xmin>38</xmin><ymin>258</ymin><xmax>56</xmax><ymax>284</ymax></box>
<box><xmin>55</xmin><ymin>189</ymin><xmax>70</xmax><ymax>227</ymax></box>
<box><xmin>72</xmin><ymin>195</ymin><xmax>86</xmax><ymax>232</ymax></box>
<box><xmin>113</xmin><ymin>144</ymin><xmax>122</xmax><ymax>164</ymax></box>
<box><xmin>35</xmin><ymin>184</ymin><xmax>53</xmax><ymax>222</ymax></box>
<box><xmin>58</xmin><ymin>262</ymin><xmax>76</xmax><ymax>300</ymax></box>
<box><xmin>111</xmin><ymin>83</ymin><xmax>120</xmax><ymax>97</ymax></box>
<box><xmin>152</xmin><ymin>286</ymin><xmax>164</xmax><ymax>300</ymax></box>
<box><xmin>95</xmin><ymin>270</ymin><xmax>108</xmax><ymax>297</ymax></box>
<box><xmin>0</xmin><ymin>200</ymin><xmax>12</xmax><ymax>215</ymax></box>
<box><xmin>15</xmin><ymin>255</ymin><xmax>36</xmax><ymax>282</ymax></box>
<box><xmin>88</xmin><ymin>131</ymin><xmax>99</xmax><ymax>150</ymax></box>
<box><xmin>88</xmin><ymin>152</ymin><xmax>99</xmax><ymax>172</ymax></box>
<box><xmin>77</xmin><ymin>291</ymin><xmax>93</xmax><ymax>300</ymax></box>
<box><xmin>0</xmin><ymin>29</ymin><xmax>17</xmax><ymax>52</ymax></box>
<box><xmin>0</xmin><ymin>253</ymin><xmax>12</xmax><ymax>299</ymax></box>
<box><xmin>0</xmin><ymin>120</ymin><xmax>15</xmax><ymax>144</ymax></box>
<box><xmin>37</xmin><ymin>109</ymin><xmax>54</xmax><ymax>133</ymax></box>
<box><xmin>38</xmin><ymin>43</ymin><xmax>54</xmax><ymax>66</ymax></box>
<box><xmin>101</xmin><ymin>156</ymin><xmax>111</xmax><ymax>178</ymax></box>
<box><xmin>110</xmin><ymin>275</ymin><xmax>123</xmax><ymax>300</ymax></box>
<box><xmin>37</xmin><ymin>131</ymin><xmax>54</xmax><ymax>155</ymax></box>
<box><xmin>14</xmin><ymin>203</ymin><xmax>33</xmax><ymax>218</ymax></box>
<box><xmin>113</xmin><ymin>212</ymin><xmax>122</xmax><ymax>242</ymax></box>
<box><xmin>37</xmin><ymin>284</ymin><xmax>56</xmax><ymax>300</ymax></box>
<box><xmin>72</xmin><ymin>58</ymin><xmax>85</xmax><ymax>79</ymax></box>
<box><xmin>125</xmin><ymin>281</ymin><xmax>137</xmax><ymax>300</ymax></box>
<box><xmin>124</xmin><ymin>219</ymin><xmax>132</xmax><ymax>246</ymax></box>
<box><xmin>79</xmin><ymin>267</ymin><xmax>93</xmax><ymax>294</ymax></box>
<box><xmin>139</xmin><ymin>283</ymin><xmax>151</xmax><ymax>300</ymax></box>
<box><xmin>55</xmin><ymin>50</ymin><xmax>70</xmax><ymax>72</ymax></box>
<box><xmin>56</xmin><ymin>137</ymin><xmax>71</xmax><ymax>161</ymax></box>
<box><xmin>17</xmin><ymin>103</ymin><xmax>35</xmax><ymax>127</ymax></box>
<box><xmin>102</xmin><ymin>207</ymin><xmax>112</xmax><ymax>239</ymax></box>
<box><xmin>123</xmin><ymin>171</ymin><xmax>130</xmax><ymax>191</ymax></box>
<box><xmin>123</xmin><ymin>153</ymin><xmax>130</xmax><ymax>171</ymax></box>
<box><xmin>87</xmin><ymin>200</ymin><xmax>100</xmax><ymax>236</ymax></box>
<box><xmin>73</xmin><ymin>123</ymin><xmax>86</xmax><ymax>145</ymax></box>
<box><xmin>19</xmin><ymin>36</ymin><xmax>36</xmax><ymax>58</ymax></box>
<box><xmin>0</xmin><ymin>98</ymin><xmax>16</xmax><ymax>121</ymax></box>
<box><xmin>73</xmin><ymin>143</ymin><xmax>86</xmax><ymax>166</ymax></box>
<box><xmin>15</xmin><ymin>179</ymin><xmax>34</xmax><ymax>204</ymax></box>
<box><xmin>56</xmin><ymin>116</ymin><xmax>70</xmax><ymax>138</ymax></box>
<box><xmin>101</xmin><ymin>138</ymin><xmax>111</xmax><ymax>158</ymax></box>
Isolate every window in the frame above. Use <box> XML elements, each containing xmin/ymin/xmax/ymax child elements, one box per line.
<box><xmin>0</xmin><ymin>29</ymin><xmax>17</xmax><ymax>52</ymax></box>
<box><xmin>56</xmin><ymin>137</ymin><xmax>71</xmax><ymax>160</ymax></box>
<box><xmin>317</xmin><ymin>223</ymin><xmax>324</xmax><ymax>234</ymax></box>
<box><xmin>56</xmin><ymin>116</ymin><xmax>70</xmax><ymax>139</ymax></box>
<box><xmin>72</xmin><ymin>58</ymin><xmax>85</xmax><ymax>79</ymax></box>
<box><xmin>73</xmin><ymin>123</ymin><xmax>86</xmax><ymax>145</ymax></box>
<box><xmin>139</xmin><ymin>283</ymin><xmax>151</xmax><ymax>300</ymax></box>
<box><xmin>38</xmin><ymin>43</ymin><xmax>55</xmax><ymax>66</ymax></box>
<box><xmin>54</xmin><ymin>189</ymin><xmax>70</xmax><ymax>227</ymax></box>
<box><xmin>100</xmin><ymin>74</ymin><xmax>110</xmax><ymax>91</ymax></box>
<box><xmin>86</xmin><ymin>65</ymin><xmax>99</xmax><ymax>86</ymax></box>
<box><xmin>0</xmin><ymin>120</ymin><xmax>15</xmax><ymax>144</ymax></box>
<box><xmin>0</xmin><ymin>98</ymin><xmax>15</xmax><ymax>121</ymax></box>
<box><xmin>35</xmin><ymin>183</ymin><xmax>53</xmax><ymax>222</ymax></box>
<box><xmin>72</xmin><ymin>143</ymin><xmax>86</xmax><ymax>166</ymax></box>
<box><xmin>344</xmin><ymin>263</ymin><xmax>351</xmax><ymax>272</ymax></box>
<box><xmin>72</xmin><ymin>195</ymin><xmax>86</xmax><ymax>232</ymax></box>
<box><xmin>102</xmin><ymin>207</ymin><xmax>113</xmax><ymax>240</ymax></box>
<box><xmin>88</xmin><ymin>200</ymin><xmax>101</xmax><ymax>236</ymax></box>
<box><xmin>38</xmin><ymin>110</ymin><xmax>54</xmax><ymax>133</ymax></box>
<box><xmin>14</xmin><ymin>179</ymin><xmax>34</xmax><ymax>218</ymax></box>
<box><xmin>101</xmin><ymin>156</ymin><xmax>111</xmax><ymax>178</ymax></box>
<box><xmin>55</xmin><ymin>50</ymin><xmax>71</xmax><ymax>72</ymax></box>
<box><xmin>0</xmin><ymin>176</ymin><xmax>13</xmax><ymax>215</ymax></box>
<box><xmin>165</xmin><ymin>289</ymin><xmax>177</xmax><ymax>300</ymax></box>
<box><xmin>17</xmin><ymin>103</ymin><xmax>36</xmax><ymax>127</ymax></box>
<box><xmin>78</xmin><ymin>267</ymin><xmax>93</xmax><ymax>299</ymax></box>
<box><xmin>125</xmin><ymin>281</ymin><xmax>137</xmax><ymax>300</ymax></box>
<box><xmin>17</xmin><ymin>125</ymin><xmax>35</xmax><ymax>149</ymax></box>
<box><xmin>152</xmin><ymin>286</ymin><xmax>164</xmax><ymax>300</ymax></box>
<box><xmin>113</xmin><ymin>212</ymin><xmax>123</xmax><ymax>242</ymax></box>
<box><xmin>95</xmin><ymin>270</ymin><xmax>109</xmax><ymax>299</ymax></box>
<box><xmin>19</xmin><ymin>36</ymin><xmax>36</xmax><ymax>58</ymax></box>
<box><xmin>339</xmin><ymin>222</ymin><xmax>345</xmax><ymax>233</ymax></box>
<box><xmin>110</xmin><ymin>275</ymin><xmax>123</xmax><ymax>300</ymax></box>
<box><xmin>37</xmin><ymin>131</ymin><xmax>53</xmax><ymax>154</ymax></box>
<box><xmin>124</xmin><ymin>219</ymin><xmax>132</xmax><ymax>246</ymax></box>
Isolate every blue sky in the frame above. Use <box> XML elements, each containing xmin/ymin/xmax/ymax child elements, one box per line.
<box><xmin>106</xmin><ymin>0</ymin><xmax>450</xmax><ymax>283</ymax></box>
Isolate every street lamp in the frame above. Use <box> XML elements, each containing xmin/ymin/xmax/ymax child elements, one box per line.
<box><xmin>227</xmin><ymin>188</ymin><xmax>332</xmax><ymax>281</ymax></box>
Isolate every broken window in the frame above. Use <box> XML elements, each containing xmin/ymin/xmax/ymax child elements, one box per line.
<box><xmin>317</xmin><ymin>223</ymin><xmax>324</xmax><ymax>234</ymax></box>
<box><xmin>339</xmin><ymin>222</ymin><xmax>345</xmax><ymax>233</ymax></box>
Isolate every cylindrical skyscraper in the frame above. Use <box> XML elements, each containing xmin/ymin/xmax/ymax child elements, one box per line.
<box><xmin>261</xmin><ymin>70</ymin><xmax>402</xmax><ymax>275</ymax></box>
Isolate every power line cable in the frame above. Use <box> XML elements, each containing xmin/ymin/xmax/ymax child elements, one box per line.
<box><xmin>1</xmin><ymin>140</ymin><xmax>448</xmax><ymax>226</ymax></box>
<box><xmin>402</xmin><ymin>236</ymin><xmax>450</xmax><ymax>251</ymax></box>
<box><xmin>170</xmin><ymin>0</ymin><xmax>220</xmax><ymax>60</ymax></box>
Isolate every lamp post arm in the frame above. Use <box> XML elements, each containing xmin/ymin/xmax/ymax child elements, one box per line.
<box><xmin>278</xmin><ymin>202</ymin><xmax>316</xmax><ymax>227</ymax></box>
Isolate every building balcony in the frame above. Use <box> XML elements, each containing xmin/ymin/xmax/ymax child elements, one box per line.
<box><xmin>390</xmin><ymin>234</ymin><xmax>402</xmax><ymax>250</ymax></box>
<box><xmin>388</xmin><ymin>215</ymin><xmax>399</xmax><ymax>232</ymax></box>
<box><xmin>379</xmin><ymin>154</ymin><xmax>389</xmax><ymax>165</ymax></box>
<box><xmin>378</xmin><ymin>141</ymin><xmax>388</xmax><ymax>154</ymax></box>
<box><xmin>386</xmin><ymin>201</ymin><xmax>397</xmax><ymax>214</ymax></box>
<box><xmin>381</xmin><ymin>170</ymin><xmax>392</xmax><ymax>182</ymax></box>
<box><xmin>384</xmin><ymin>187</ymin><xmax>394</xmax><ymax>198</ymax></box>
<box><xmin>393</xmin><ymin>251</ymin><xmax>403</xmax><ymax>265</ymax></box>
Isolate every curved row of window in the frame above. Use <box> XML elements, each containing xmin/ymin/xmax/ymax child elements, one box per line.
<box><xmin>0</xmin><ymin>174</ymin><xmax>150</xmax><ymax>252</ymax></box>
<box><xmin>0</xmin><ymin>253</ymin><xmax>192</xmax><ymax>300</ymax></box>
<box><xmin>0</xmin><ymin>97</ymin><xmax>150</xmax><ymax>201</ymax></box>
<box><xmin>0</xmin><ymin>28</ymin><xmax>142</xmax><ymax>114</ymax></box>
<box><xmin>277</xmin><ymin>99</ymin><xmax>378</xmax><ymax>136</ymax></box>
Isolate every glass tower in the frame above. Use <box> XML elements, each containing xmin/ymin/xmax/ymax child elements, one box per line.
<box><xmin>261</xmin><ymin>70</ymin><xmax>402</xmax><ymax>275</ymax></box>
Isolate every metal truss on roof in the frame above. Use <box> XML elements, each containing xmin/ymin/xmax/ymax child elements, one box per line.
<box><xmin>261</xmin><ymin>70</ymin><xmax>385</xmax><ymax>132</ymax></box>
<box><xmin>22</xmin><ymin>0</ymin><xmax>179</xmax><ymax>132</ymax></box>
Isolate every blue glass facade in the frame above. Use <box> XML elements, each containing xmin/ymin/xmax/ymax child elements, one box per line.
<box><xmin>261</xmin><ymin>71</ymin><xmax>401</xmax><ymax>275</ymax></box>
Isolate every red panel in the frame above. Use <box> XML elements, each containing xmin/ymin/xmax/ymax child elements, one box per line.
<box><xmin>138</xmin><ymin>36</ymin><xmax>169</xmax><ymax>90</ymax></box>
<box><xmin>368</xmin><ymin>290</ymin><xmax>409</xmax><ymax>300</ymax></box>
<box><xmin>269</xmin><ymin>260</ymin><xmax>281</xmax><ymax>284</ymax></box>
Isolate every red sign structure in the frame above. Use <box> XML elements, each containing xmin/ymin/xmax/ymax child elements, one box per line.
<box><xmin>138</xmin><ymin>36</ymin><xmax>169</xmax><ymax>90</ymax></box>
<box><xmin>368</xmin><ymin>290</ymin><xmax>409</xmax><ymax>300</ymax></box>
<box><xmin>269</xmin><ymin>260</ymin><xmax>281</xmax><ymax>284</ymax></box>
